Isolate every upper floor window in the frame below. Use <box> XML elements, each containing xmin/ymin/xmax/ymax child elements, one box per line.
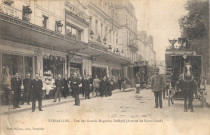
<box><xmin>55</xmin><ymin>21</ymin><xmax>63</xmax><ymax>33</ymax></box>
<box><xmin>3</xmin><ymin>0</ymin><xmax>14</xmax><ymax>6</ymax></box>
<box><xmin>42</xmin><ymin>15</ymin><xmax>49</xmax><ymax>29</ymax></box>
<box><xmin>66</xmin><ymin>25</ymin><xmax>81</xmax><ymax>41</ymax></box>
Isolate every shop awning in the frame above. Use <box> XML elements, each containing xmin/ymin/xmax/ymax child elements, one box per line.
<box><xmin>0</xmin><ymin>13</ymin><xmax>132</xmax><ymax>65</ymax></box>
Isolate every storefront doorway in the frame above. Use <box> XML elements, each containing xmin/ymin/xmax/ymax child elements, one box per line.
<box><xmin>70</xmin><ymin>62</ymin><xmax>82</xmax><ymax>76</ymax></box>
<box><xmin>43</xmin><ymin>58</ymin><xmax>64</xmax><ymax>79</ymax></box>
<box><xmin>92</xmin><ymin>66</ymin><xmax>107</xmax><ymax>79</ymax></box>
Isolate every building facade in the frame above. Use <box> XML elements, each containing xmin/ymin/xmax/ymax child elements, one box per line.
<box><xmin>0</xmin><ymin>0</ymin><xmax>141</xmax><ymax>85</ymax></box>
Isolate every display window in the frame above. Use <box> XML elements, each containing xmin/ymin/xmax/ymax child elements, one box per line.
<box><xmin>2</xmin><ymin>53</ymin><xmax>33</xmax><ymax>80</ymax></box>
<box><xmin>43</xmin><ymin>56</ymin><xmax>64</xmax><ymax>79</ymax></box>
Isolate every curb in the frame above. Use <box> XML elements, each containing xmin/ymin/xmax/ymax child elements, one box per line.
<box><xmin>0</xmin><ymin>89</ymin><xmax>122</xmax><ymax>115</ymax></box>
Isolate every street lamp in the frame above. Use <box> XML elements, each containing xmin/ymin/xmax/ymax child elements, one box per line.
<box><xmin>103</xmin><ymin>37</ymin><xmax>107</xmax><ymax>44</ymax></box>
<box><xmin>23</xmin><ymin>6</ymin><xmax>32</xmax><ymax>22</ymax></box>
<box><xmin>90</xmin><ymin>56</ymin><xmax>96</xmax><ymax>63</ymax></box>
<box><xmin>67</xmin><ymin>51</ymin><xmax>74</xmax><ymax>60</ymax></box>
<box><xmin>108</xmin><ymin>45</ymin><xmax>112</xmax><ymax>51</ymax></box>
<box><xmin>90</xmin><ymin>30</ymin><xmax>94</xmax><ymax>39</ymax></box>
<box><xmin>115</xmin><ymin>48</ymin><xmax>119</xmax><ymax>54</ymax></box>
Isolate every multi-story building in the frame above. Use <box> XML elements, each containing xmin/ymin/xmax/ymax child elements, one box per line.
<box><xmin>114</xmin><ymin>0</ymin><xmax>138</xmax><ymax>78</ymax></box>
<box><xmin>0</xmin><ymin>0</ymin><xmax>137</xmax><ymax>84</ymax></box>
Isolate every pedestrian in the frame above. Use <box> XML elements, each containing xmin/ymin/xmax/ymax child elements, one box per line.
<box><xmin>93</xmin><ymin>75</ymin><xmax>100</xmax><ymax>96</ymax></box>
<box><xmin>71</xmin><ymin>72</ymin><xmax>81</xmax><ymax>106</ymax></box>
<box><xmin>107</xmin><ymin>77</ymin><xmax>113</xmax><ymax>96</ymax></box>
<box><xmin>2</xmin><ymin>65</ymin><xmax>11</xmax><ymax>105</ymax></box>
<box><xmin>62</xmin><ymin>74</ymin><xmax>69</xmax><ymax>98</ymax></box>
<box><xmin>118</xmin><ymin>77</ymin><xmax>122</xmax><ymax>90</ymax></box>
<box><xmin>22</xmin><ymin>73</ymin><xmax>32</xmax><ymax>105</ymax></box>
<box><xmin>82</xmin><ymin>75</ymin><xmax>91</xmax><ymax>99</ymax></box>
<box><xmin>54</xmin><ymin>74</ymin><xmax>63</xmax><ymax>102</ymax></box>
<box><xmin>151</xmin><ymin>68</ymin><xmax>164</xmax><ymax>108</ymax></box>
<box><xmin>31</xmin><ymin>73</ymin><xmax>43</xmax><ymax>112</ymax></box>
<box><xmin>135</xmin><ymin>74</ymin><xmax>140</xmax><ymax>93</ymax></box>
<box><xmin>68</xmin><ymin>74</ymin><xmax>74</xmax><ymax>97</ymax></box>
<box><xmin>100</xmin><ymin>76</ymin><xmax>107</xmax><ymax>97</ymax></box>
<box><xmin>11</xmin><ymin>73</ymin><xmax>22</xmax><ymax>109</ymax></box>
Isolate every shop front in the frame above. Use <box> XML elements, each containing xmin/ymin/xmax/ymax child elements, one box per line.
<box><xmin>43</xmin><ymin>55</ymin><xmax>65</xmax><ymax>79</ymax></box>
<box><xmin>92</xmin><ymin>66</ymin><xmax>107</xmax><ymax>79</ymax></box>
<box><xmin>1</xmin><ymin>52</ymin><xmax>35</xmax><ymax>80</ymax></box>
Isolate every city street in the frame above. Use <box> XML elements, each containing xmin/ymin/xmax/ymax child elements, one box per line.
<box><xmin>1</xmin><ymin>89</ymin><xmax>210</xmax><ymax>135</ymax></box>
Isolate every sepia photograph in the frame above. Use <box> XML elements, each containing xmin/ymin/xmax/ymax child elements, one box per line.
<box><xmin>0</xmin><ymin>0</ymin><xmax>209</xmax><ymax>135</ymax></box>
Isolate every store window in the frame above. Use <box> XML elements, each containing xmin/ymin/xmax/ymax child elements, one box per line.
<box><xmin>2</xmin><ymin>53</ymin><xmax>33</xmax><ymax>79</ymax></box>
<box><xmin>43</xmin><ymin>57</ymin><xmax>64</xmax><ymax>79</ymax></box>
<box><xmin>66</xmin><ymin>25</ymin><xmax>81</xmax><ymax>41</ymax></box>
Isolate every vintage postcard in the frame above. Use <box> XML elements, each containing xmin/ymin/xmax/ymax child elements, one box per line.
<box><xmin>0</xmin><ymin>0</ymin><xmax>209</xmax><ymax>135</ymax></box>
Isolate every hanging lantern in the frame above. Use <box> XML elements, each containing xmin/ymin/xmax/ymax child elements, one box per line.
<box><xmin>67</xmin><ymin>51</ymin><xmax>74</xmax><ymax>60</ymax></box>
<box><xmin>116</xmin><ymin>48</ymin><xmax>119</xmax><ymax>53</ymax></box>
<box><xmin>103</xmin><ymin>37</ymin><xmax>107</xmax><ymax>44</ymax></box>
<box><xmin>108</xmin><ymin>45</ymin><xmax>112</xmax><ymax>50</ymax></box>
<box><xmin>90</xmin><ymin>30</ymin><xmax>94</xmax><ymax>39</ymax></box>
<box><xmin>23</xmin><ymin>6</ymin><xmax>32</xmax><ymax>22</ymax></box>
<box><xmin>90</xmin><ymin>56</ymin><xmax>96</xmax><ymax>63</ymax></box>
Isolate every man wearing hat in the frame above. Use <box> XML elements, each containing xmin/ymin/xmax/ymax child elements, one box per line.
<box><xmin>151</xmin><ymin>67</ymin><xmax>164</xmax><ymax>108</ymax></box>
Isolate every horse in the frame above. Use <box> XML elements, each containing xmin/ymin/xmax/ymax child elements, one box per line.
<box><xmin>176</xmin><ymin>62</ymin><xmax>197</xmax><ymax>112</ymax></box>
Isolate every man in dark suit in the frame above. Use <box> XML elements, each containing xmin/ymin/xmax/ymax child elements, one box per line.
<box><xmin>62</xmin><ymin>74</ymin><xmax>69</xmax><ymax>98</ymax></box>
<box><xmin>22</xmin><ymin>73</ymin><xmax>32</xmax><ymax>105</ymax></box>
<box><xmin>82</xmin><ymin>75</ymin><xmax>91</xmax><ymax>99</ymax></box>
<box><xmin>70</xmin><ymin>72</ymin><xmax>80</xmax><ymax>106</ymax></box>
<box><xmin>100</xmin><ymin>76</ymin><xmax>107</xmax><ymax>97</ymax></box>
<box><xmin>54</xmin><ymin>74</ymin><xmax>63</xmax><ymax>102</ymax></box>
<box><xmin>151</xmin><ymin>68</ymin><xmax>164</xmax><ymax>108</ymax></box>
<box><xmin>11</xmin><ymin>73</ymin><xmax>22</xmax><ymax>109</ymax></box>
<box><xmin>31</xmin><ymin>73</ymin><xmax>43</xmax><ymax>112</ymax></box>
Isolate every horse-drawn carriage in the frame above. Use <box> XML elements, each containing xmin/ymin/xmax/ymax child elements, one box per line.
<box><xmin>165</xmin><ymin>38</ymin><xmax>207</xmax><ymax>108</ymax></box>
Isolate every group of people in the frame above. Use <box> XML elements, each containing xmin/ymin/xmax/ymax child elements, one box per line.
<box><xmin>151</xmin><ymin>64</ymin><xmax>197</xmax><ymax>112</ymax></box>
<box><xmin>9</xmin><ymin>73</ymin><xmax>43</xmax><ymax>112</ymax></box>
<box><xmin>2</xmin><ymin>71</ymin><xmax>117</xmax><ymax>111</ymax></box>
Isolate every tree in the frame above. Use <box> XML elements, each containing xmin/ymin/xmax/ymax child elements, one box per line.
<box><xmin>179</xmin><ymin>0</ymin><xmax>209</xmax><ymax>82</ymax></box>
<box><xmin>179</xmin><ymin>0</ymin><xmax>209</xmax><ymax>40</ymax></box>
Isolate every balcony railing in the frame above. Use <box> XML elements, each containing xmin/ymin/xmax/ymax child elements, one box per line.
<box><xmin>65</xmin><ymin>1</ymin><xmax>89</xmax><ymax>24</ymax></box>
<box><xmin>128</xmin><ymin>41</ymin><xmax>138</xmax><ymax>50</ymax></box>
<box><xmin>0</xmin><ymin>3</ymin><xmax>22</xmax><ymax>19</ymax></box>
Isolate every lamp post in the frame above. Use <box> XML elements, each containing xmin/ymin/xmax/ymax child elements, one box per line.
<box><xmin>23</xmin><ymin>6</ymin><xmax>32</xmax><ymax>22</ymax></box>
<box><xmin>103</xmin><ymin>37</ymin><xmax>107</xmax><ymax>44</ymax></box>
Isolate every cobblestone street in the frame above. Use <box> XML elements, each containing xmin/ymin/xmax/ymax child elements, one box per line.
<box><xmin>1</xmin><ymin>89</ymin><xmax>210</xmax><ymax>135</ymax></box>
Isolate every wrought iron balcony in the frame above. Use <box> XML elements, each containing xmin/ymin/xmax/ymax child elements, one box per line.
<box><xmin>0</xmin><ymin>2</ymin><xmax>22</xmax><ymax>19</ymax></box>
<box><xmin>128</xmin><ymin>41</ymin><xmax>138</xmax><ymax>50</ymax></box>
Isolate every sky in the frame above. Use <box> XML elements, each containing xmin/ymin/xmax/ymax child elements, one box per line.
<box><xmin>130</xmin><ymin>0</ymin><xmax>188</xmax><ymax>60</ymax></box>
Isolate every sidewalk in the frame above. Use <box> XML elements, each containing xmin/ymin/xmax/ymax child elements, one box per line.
<box><xmin>0</xmin><ymin>89</ymin><xmax>121</xmax><ymax>115</ymax></box>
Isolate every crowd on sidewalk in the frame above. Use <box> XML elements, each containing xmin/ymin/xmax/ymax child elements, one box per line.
<box><xmin>1</xmin><ymin>71</ymin><xmax>140</xmax><ymax>112</ymax></box>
